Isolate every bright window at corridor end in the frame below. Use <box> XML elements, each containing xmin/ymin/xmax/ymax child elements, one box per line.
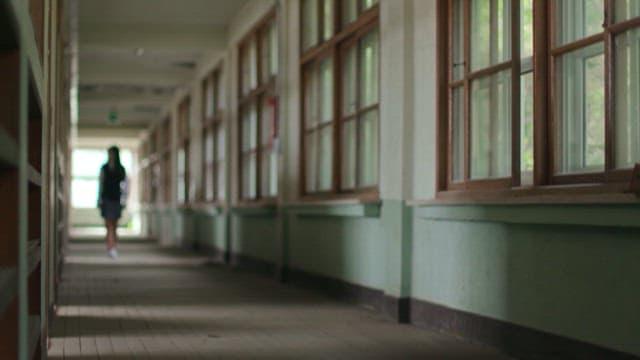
<box><xmin>71</xmin><ymin>148</ymin><xmax>132</xmax><ymax>208</ymax></box>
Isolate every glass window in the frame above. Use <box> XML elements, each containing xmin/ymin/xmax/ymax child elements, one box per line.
<box><xmin>614</xmin><ymin>0</ymin><xmax>640</xmax><ymax>22</ymax></box>
<box><xmin>360</xmin><ymin>30</ymin><xmax>379</xmax><ymax>107</ymax></box>
<box><xmin>302</xmin><ymin>1</ymin><xmax>379</xmax><ymax>196</ymax></box>
<box><xmin>614</xmin><ymin>28</ymin><xmax>640</xmax><ymax>168</ymax></box>
<box><xmin>322</xmin><ymin>0</ymin><xmax>334</xmax><ymax>41</ymax></box>
<box><xmin>555</xmin><ymin>0</ymin><xmax>603</xmax><ymax>46</ymax></box>
<box><xmin>238</xmin><ymin>16</ymin><xmax>279</xmax><ymax>201</ymax></box>
<box><xmin>555</xmin><ymin>43</ymin><xmax>605</xmax><ymax>174</ymax></box>
<box><xmin>470</xmin><ymin>70</ymin><xmax>512</xmax><ymax>179</ymax></box>
<box><xmin>358</xmin><ymin>110</ymin><xmax>379</xmax><ymax>186</ymax></box>
<box><xmin>451</xmin><ymin>87</ymin><xmax>464</xmax><ymax>182</ymax></box>
<box><xmin>342</xmin><ymin>0</ymin><xmax>357</xmax><ymax>27</ymax></box>
<box><xmin>470</xmin><ymin>0</ymin><xmax>511</xmax><ymax>71</ymax></box>
<box><xmin>520</xmin><ymin>72</ymin><xmax>534</xmax><ymax>175</ymax></box>
<box><xmin>302</xmin><ymin>0</ymin><xmax>319</xmax><ymax>51</ymax></box>
<box><xmin>362</xmin><ymin>0</ymin><xmax>378</xmax><ymax>11</ymax></box>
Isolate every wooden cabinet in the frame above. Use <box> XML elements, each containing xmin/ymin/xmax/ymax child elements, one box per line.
<box><xmin>0</xmin><ymin>1</ymin><xmax>69</xmax><ymax>359</ymax></box>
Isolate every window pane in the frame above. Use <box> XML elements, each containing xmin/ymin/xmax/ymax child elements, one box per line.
<box><xmin>177</xmin><ymin>148</ymin><xmax>186</xmax><ymax>175</ymax></box>
<box><xmin>270</xmin><ymin>151</ymin><xmax>278</xmax><ymax>197</ymax></box>
<box><xmin>362</xmin><ymin>0</ymin><xmax>378</xmax><ymax>11</ymax></box>
<box><xmin>71</xmin><ymin>179</ymin><xmax>99</xmax><ymax>208</ymax></box>
<box><xmin>320</xmin><ymin>58</ymin><xmax>334</xmax><ymax>124</ymax></box>
<box><xmin>303</xmin><ymin>0</ymin><xmax>319</xmax><ymax>51</ymax></box>
<box><xmin>322</xmin><ymin>0</ymin><xmax>334</xmax><ymax>41</ymax></box>
<box><xmin>342</xmin><ymin>45</ymin><xmax>357</xmax><ymax>117</ymax></box>
<box><xmin>217</xmin><ymin>73</ymin><xmax>225</xmax><ymax>112</ymax></box>
<box><xmin>73</xmin><ymin>149</ymin><xmax>106</xmax><ymax>177</ymax></box>
<box><xmin>262</xmin><ymin>97</ymin><xmax>273</xmax><ymax>146</ymax></box>
<box><xmin>270</xmin><ymin>22</ymin><xmax>278</xmax><ymax>77</ymax></box>
<box><xmin>249</xmin><ymin>38</ymin><xmax>258</xmax><ymax>90</ymax></box>
<box><xmin>614</xmin><ymin>29</ymin><xmax>640</xmax><ymax>168</ymax></box>
<box><xmin>318</xmin><ymin>126</ymin><xmax>333</xmax><ymax>191</ymax></box>
<box><xmin>614</xmin><ymin>0</ymin><xmax>640</xmax><ymax>22</ymax></box>
<box><xmin>555</xmin><ymin>0</ymin><xmax>603</xmax><ymax>46</ymax></box>
<box><xmin>304</xmin><ymin>69</ymin><xmax>318</xmax><ymax>129</ymax></box>
<box><xmin>205</xmin><ymin>131</ymin><xmax>214</xmax><ymax>201</ymax></box>
<box><xmin>360</xmin><ymin>29</ymin><xmax>379</xmax><ymax>107</ymax></box>
<box><xmin>452</xmin><ymin>0</ymin><xmax>464</xmax><ymax>81</ymax></box>
<box><xmin>261</xmin><ymin>28</ymin><xmax>272</xmax><ymax>84</ymax></box>
<box><xmin>521</xmin><ymin>72</ymin><xmax>534</xmax><ymax>177</ymax></box>
<box><xmin>452</xmin><ymin>86</ymin><xmax>465</xmax><ymax>182</ymax></box>
<box><xmin>205</xmin><ymin>164</ymin><xmax>214</xmax><ymax>202</ymax></box>
<box><xmin>241</xmin><ymin>110</ymin><xmax>250</xmax><ymax>151</ymax></box>
<box><xmin>470</xmin><ymin>70</ymin><xmax>512</xmax><ymax>179</ymax></box>
<box><xmin>471</xmin><ymin>0</ymin><xmax>511</xmax><ymax>71</ymax></box>
<box><xmin>342</xmin><ymin>0</ymin><xmax>357</xmax><ymax>27</ymax></box>
<box><xmin>261</xmin><ymin>150</ymin><xmax>271</xmax><ymax>198</ymax></box>
<box><xmin>358</xmin><ymin>110</ymin><xmax>379</xmax><ymax>187</ymax></box>
<box><xmin>205</xmin><ymin>77</ymin><xmax>215</xmax><ymax>118</ymax></box>
<box><xmin>241</xmin><ymin>49</ymin><xmax>250</xmax><ymax>96</ymax></box>
<box><xmin>521</xmin><ymin>0</ymin><xmax>533</xmax><ymax>58</ymax></box>
<box><xmin>216</xmin><ymin>162</ymin><xmax>226</xmax><ymax>201</ymax></box>
<box><xmin>555</xmin><ymin>42</ymin><xmax>605</xmax><ymax>174</ymax></box>
<box><xmin>242</xmin><ymin>154</ymin><xmax>257</xmax><ymax>199</ymax></box>
<box><xmin>342</xmin><ymin>119</ymin><xmax>357</xmax><ymax>189</ymax></box>
<box><xmin>205</xmin><ymin>130</ymin><xmax>214</xmax><ymax>163</ymax></box>
<box><xmin>305</xmin><ymin>132</ymin><xmax>317</xmax><ymax>192</ymax></box>
<box><xmin>216</xmin><ymin>126</ymin><xmax>225</xmax><ymax>162</ymax></box>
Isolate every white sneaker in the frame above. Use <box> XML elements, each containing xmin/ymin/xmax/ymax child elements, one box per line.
<box><xmin>108</xmin><ymin>248</ymin><xmax>119</xmax><ymax>258</ymax></box>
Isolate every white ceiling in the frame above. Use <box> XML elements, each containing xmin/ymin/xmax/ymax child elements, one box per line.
<box><xmin>77</xmin><ymin>0</ymin><xmax>248</xmax><ymax>131</ymax></box>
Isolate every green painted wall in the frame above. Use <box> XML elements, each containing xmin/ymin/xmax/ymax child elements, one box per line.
<box><xmin>231</xmin><ymin>215</ymin><xmax>278</xmax><ymax>263</ymax></box>
<box><xmin>193</xmin><ymin>212</ymin><xmax>226</xmax><ymax>253</ymax></box>
<box><xmin>412</xmin><ymin>206</ymin><xmax>640</xmax><ymax>356</ymax></box>
<box><xmin>287</xmin><ymin>215</ymin><xmax>386</xmax><ymax>290</ymax></box>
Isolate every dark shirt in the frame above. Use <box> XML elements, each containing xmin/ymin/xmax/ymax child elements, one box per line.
<box><xmin>100</xmin><ymin>164</ymin><xmax>126</xmax><ymax>201</ymax></box>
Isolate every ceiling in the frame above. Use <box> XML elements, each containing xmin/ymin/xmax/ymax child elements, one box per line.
<box><xmin>76</xmin><ymin>0</ymin><xmax>248</xmax><ymax>131</ymax></box>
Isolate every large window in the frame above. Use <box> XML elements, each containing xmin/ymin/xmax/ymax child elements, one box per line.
<box><xmin>301</xmin><ymin>0</ymin><xmax>379</xmax><ymax>198</ymax></box>
<box><xmin>238</xmin><ymin>11</ymin><xmax>278</xmax><ymax>202</ymax></box>
<box><xmin>439</xmin><ymin>0</ymin><xmax>640</xmax><ymax>193</ymax></box>
<box><xmin>202</xmin><ymin>67</ymin><xmax>226</xmax><ymax>203</ymax></box>
<box><xmin>177</xmin><ymin>98</ymin><xmax>190</xmax><ymax>204</ymax></box>
<box><xmin>71</xmin><ymin>148</ymin><xmax>132</xmax><ymax>208</ymax></box>
<box><xmin>161</xmin><ymin>118</ymin><xmax>171</xmax><ymax>204</ymax></box>
<box><xmin>301</xmin><ymin>0</ymin><xmax>380</xmax><ymax>196</ymax></box>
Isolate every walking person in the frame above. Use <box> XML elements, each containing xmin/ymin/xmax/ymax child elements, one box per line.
<box><xmin>98</xmin><ymin>146</ymin><xmax>127</xmax><ymax>258</ymax></box>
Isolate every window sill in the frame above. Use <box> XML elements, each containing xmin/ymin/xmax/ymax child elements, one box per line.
<box><xmin>410</xmin><ymin>183</ymin><xmax>640</xmax><ymax>228</ymax></box>
<box><xmin>189</xmin><ymin>202</ymin><xmax>224</xmax><ymax>215</ymax></box>
<box><xmin>409</xmin><ymin>183</ymin><xmax>639</xmax><ymax>206</ymax></box>
<box><xmin>231</xmin><ymin>200</ymin><xmax>278</xmax><ymax>217</ymax></box>
<box><xmin>284</xmin><ymin>199</ymin><xmax>381</xmax><ymax>218</ymax></box>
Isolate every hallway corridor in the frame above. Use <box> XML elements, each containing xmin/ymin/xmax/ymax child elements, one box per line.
<box><xmin>48</xmin><ymin>241</ymin><xmax>510</xmax><ymax>360</ymax></box>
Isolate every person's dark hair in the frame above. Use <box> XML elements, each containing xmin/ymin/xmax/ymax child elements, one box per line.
<box><xmin>108</xmin><ymin>146</ymin><xmax>122</xmax><ymax>167</ymax></box>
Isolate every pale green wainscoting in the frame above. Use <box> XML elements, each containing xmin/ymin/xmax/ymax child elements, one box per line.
<box><xmin>412</xmin><ymin>204</ymin><xmax>640</xmax><ymax>356</ymax></box>
<box><xmin>142</xmin><ymin>202</ymin><xmax>640</xmax><ymax>357</ymax></box>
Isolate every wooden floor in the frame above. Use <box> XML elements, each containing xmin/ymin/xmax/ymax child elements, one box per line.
<box><xmin>48</xmin><ymin>241</ymin><xmax>511</xmax><ymax>360</ymax></box>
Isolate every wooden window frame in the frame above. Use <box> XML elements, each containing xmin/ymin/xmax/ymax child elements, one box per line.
<box><xmin>237</xmin><ymin>9</ymin><xmax>278</xmax><ymax>204</ymax></box>
<box><xmin>299</xmin><ymin>2</ymin><xmax>380</xmax><ymax>201</ymax></box>
<box><xmin>436</xmin><ymin>0</ymin><xmax>640</xmax><ymax>202</ymax></box>
<box><xmin>201</xmin><ymin>66</ymin><xmax>225</xmax><ymax>205</ymax></box>
<box><xmin>177</xmin><ymin>97</ymin><xmax>191</xmax><ymax>205</ymax></box>
<box><xmin>161</xmin><ymin>117</ymin><xmax>171</xmax><ymax>204</ymax></box>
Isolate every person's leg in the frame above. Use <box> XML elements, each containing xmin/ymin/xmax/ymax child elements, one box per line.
<box><xmin>106</xmin><ymin>219</ymin><xmax>116</xmax><ymax>249</ymax></box>
<box><xmin>112</xmin><ymin>218</ymin><xmax>119</xmax><ymax>248</ymax></box>
<box><xmin>104</xmin><ymin>219</ymin><xmax>112</xmax><ymax>249</ymax></box>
